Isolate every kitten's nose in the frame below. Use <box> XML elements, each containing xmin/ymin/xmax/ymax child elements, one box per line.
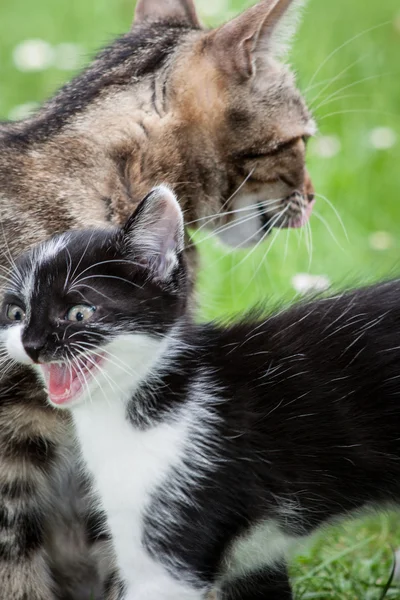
<box><xmin>23</xmin><ymin>341</ymin><xmax>45</xmax><ymax>364</ymax></box>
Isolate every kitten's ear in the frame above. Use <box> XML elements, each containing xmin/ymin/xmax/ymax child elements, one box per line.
<box><xmin>206</xmin><ymin>0</ymin><xmax>304</xmax><ymax>79</ymax></box>
<box><xmin>122</xmin><ymin>186</ymin><xmax>184</xmax><ymax>282</ymax></box>
<box><xmin>133</xmin><ymin>0</ymin><xmax>201</xmax><ymax>28</ymax></box>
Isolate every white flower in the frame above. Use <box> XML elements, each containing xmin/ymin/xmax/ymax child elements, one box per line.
<box><xmin>292</xmin><ymin>273</ymin><xmax>331</xmax><ymax>295</ymax></box>
<box><xmin>311</xmin><ymin>135</ymin><xmax>341</xmax><ymax>158</ymax></box>
<box><xmin>8</xmin><ymin>102</ymin><xmax>39</xmax><ymax>121</ymax></box>
<box><xmin>368</xmin><ymin>127</ymin><xmax>397</xmax><ymax>150</ymax></box>
<box><xmin>197</xmin><ymin>0</ymin><xmax>229</xmax><ymax>18</ymax></box>
<box><xmin>368</xmin><ymin>231</ymin><xmax>394</xmax><ymax>251</ymax></box>
<box><xmin>54</xmin><ymin>43</ymin><xmax>83</xmax><ymax>71</ymax></box>
<box><xmin>13</xmin><ymin>39</ymin><xmax>54</xmax><ymax>72</ymax></box>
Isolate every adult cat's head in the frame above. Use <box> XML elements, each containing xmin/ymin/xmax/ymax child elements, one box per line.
<box><xmin>0</xmin><ymin>187</ymin><xmax>189</xmax><ymax>408</ymax></box>
<box><xmin>126</xmin><ymin>0</ymin><xmax>315</xmax><ymax>247</ymax></box>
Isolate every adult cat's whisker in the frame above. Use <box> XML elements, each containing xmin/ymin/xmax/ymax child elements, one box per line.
<box><xmin>305</xmin><ymin>73</ymin><xmax>355</xmax><ymax>95</ymax></box>
<box><xmin>313</xmin><ymin>93</ymin><xmax>367</xmax><ymax>112</ymax></box>
<box><xmin>283</xmin><ymin>222</ymin><xmax>291</xmax><ymax>265</ymax></box>
<box><xmin>189</xmin><ymin>197</ymin><xmax>283</xmax><ymax>244</ymax></box>
<box><xmin>318</xmin><ymin>108</ymin><xmax>399</xmax><ymax>122</ymax></box>
<box><xmin>312</xmin><ymin>210</ymin><xmax>344</xmax><ymax>251</ymax></box>
<box><xmin>313</xmin><ymin>193</ymin><xmax>348</xmax><ymax>242</ymax></box>
<box><xmin>305</xmin><ymin>218</ymin><xmax>313</xmax><ymax>271</ymax></box>
<box><xmin>307</xmin><ymin>20</ymin><xmax>391</xmax><ymax>90</ymax></box>
<box><xmin>218</xmin><ymin>168</ymin><xmax>256</xmax><ymax>214</ymax></box>
<box><xmin>234</xmin><ymin>205</ymin><xmax>290</xmax><ymax>271</ymax></box>
<box><xmin>312</xmin><ymin>72</ymin><xmax>396</xmax><ymax>113</ymax></box>
<box><xmin>309</xmin><ymin>54</ymin><xmax>369</xmax><ymax>108</ymax></box>
<box><xmin>188</xmin><ymin>204</ymin><xmax>281</xmax><ymax>250</ymax></box>
<box><xmin>186</xmin><ymin>198</ymin><xmax>282</xmax><ymax>228</ymax></box>
<box><xmin>185</xmin><ymin>168</ymin><xmax>259</xmax><ymax>236</ymax></box>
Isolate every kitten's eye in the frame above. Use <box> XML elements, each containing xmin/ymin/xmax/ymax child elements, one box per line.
<box><xmin>6</xmin><ymin>304</ymin><xmax>26</xmax><ymax>323</ymax></box>
<box><xmin>66</xmin><ymin>305</ymin><xmax>96</xmax><ymax>323</ymax></box>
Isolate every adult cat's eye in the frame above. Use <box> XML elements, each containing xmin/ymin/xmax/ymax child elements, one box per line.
<box><xmin>6</xmin><ymin>304</ymin><xmax>26</xmax><ymax>322</ymax></box>
<box><xmin>66</xmin><ymin>305</ymin><xmax>96</xmax><ymax>323</ymax></box>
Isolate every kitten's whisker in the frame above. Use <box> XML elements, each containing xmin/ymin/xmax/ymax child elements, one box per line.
<box><xmin>72</xmin><ymin>341</ymin><xmax>138</xmax><ymax>378</ymax></box>
<box><xmin>69</xmin><ymin>284</ymin><xmax>117</xmax><ymax>305</ymax></box>
<box><xmin>68</xmin><ymin>230</ymin><xmax>96</xmax><ymax>289</ymax></box>
<box><xmin>72</xmin><ymin>345</ymin><xmax>129</xmax><ymax>401</ymax></box>
<box><xmin>0</xmin><ymin>220</ymin><xmax>23</xmax><ymax>284</ymax></box>
<box><xmin>68</xmin><ymin>259</ymin><xmax>143</xmax><ymax>288</ymax></box>
<box><xmin>74</xmin><ymin>351</ymin><xmax>115</xmax><ymax>407</ymax></box>
<box><xmin>63</xmin><ymin>247</ymin><xmax>73</xmax><ymax>292</ymax></box>
<box><xmin>73</xmin><ymin>354</ymin><xmax>95</xmax><ymax>407</ymax></box>
<box><xmin>71</xmin><ymin>274</ymin><xmax>142</xmax><ymax>291</ymax></box>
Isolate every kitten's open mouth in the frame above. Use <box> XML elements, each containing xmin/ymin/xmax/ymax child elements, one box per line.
<box><xmin>40</xmin><ymin>353</ymin><xmax>105</xmax><ymax>406</ymax></box>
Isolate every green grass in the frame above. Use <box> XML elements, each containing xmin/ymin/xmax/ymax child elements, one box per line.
<box><xmin>1</xmin><ymin>0</ymin><xmax>400</xmax><ymax>597</ymax></box>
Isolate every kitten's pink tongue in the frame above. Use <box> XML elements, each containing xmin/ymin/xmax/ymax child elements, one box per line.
<box><xmin>41</xmin><ymin>363</ymin><xmax>76</xmax><ymax>405</ymax></box>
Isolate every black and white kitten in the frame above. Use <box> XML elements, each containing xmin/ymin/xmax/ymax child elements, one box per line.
<box><xmin>2</xmin><ymin>186</ymin><xmax>400</xmax><ymax>600</ymax></box>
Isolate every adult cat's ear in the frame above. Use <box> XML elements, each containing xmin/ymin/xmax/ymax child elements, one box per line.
<box><xmin>206</xmin><ymin>0</ymin><xmax>304</xmax><ymax>79</ymax></box>
<box><xmin>133</xmin><ymin>0</ymin><xmax>201</xmax><ymax>28</ymax></box>
<box><xmin>122</xmin><ymin>186</ymin><xmax>184</xmax><ymax>282</ymax></box>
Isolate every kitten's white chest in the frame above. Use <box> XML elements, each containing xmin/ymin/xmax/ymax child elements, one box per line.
<box><xmin>72</xmin><ymin>393</ymin><xmax>190</xmax><ymax>597</ymax></box>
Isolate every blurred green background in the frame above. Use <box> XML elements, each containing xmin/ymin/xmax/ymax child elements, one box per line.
<box><xmin>1</xmin><ymin>0</ymin><xmax>400</xmax><ymax>597</ymax></box>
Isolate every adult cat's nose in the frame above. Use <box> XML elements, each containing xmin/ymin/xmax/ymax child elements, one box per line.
<box><xmin>23</xmin><ymin>340</ymin><xmax>45</xmax><ymax>363</ymax></box>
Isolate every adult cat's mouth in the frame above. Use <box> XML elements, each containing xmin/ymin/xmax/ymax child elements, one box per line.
<box><xmin>40</xmin><ymin>354</ymin><xmax>104</xmax><ymax>406</ymax></box>
<box><xmin>259</xmin><ymin>193</ymin><xmax>315</xmax><ymax>232</ymax></box>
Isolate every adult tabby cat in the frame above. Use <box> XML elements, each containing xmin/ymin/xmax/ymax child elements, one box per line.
<box><xmin>2</xmin><ymin>186</ymin><xmax>400</xmax><ymax>600</ymax></box>
<box><xmin>0</xmin><ymin>0</ymin><xmax>315</xmax><ymax>598</ymax></box>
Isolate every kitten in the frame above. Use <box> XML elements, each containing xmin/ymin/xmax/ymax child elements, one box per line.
<box><xmin>2</xmin><ymin>186</ymin><xmax>400</xmax><ymax>600</ymax></box>
<box><xmin>0</xmin><ymin>1</ymin><xmax>316</xmax><ymax>596</ymax></box>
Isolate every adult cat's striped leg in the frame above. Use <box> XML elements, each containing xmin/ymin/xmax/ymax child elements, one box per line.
<box><xmin>0</xmin><ymin>370</ymin><xmax>67</xmax><ymax>600</ymax></box>
<box><xmin>220</xmin><ymin>565</ymin><xmax>293</xmax><ymax>600</ymax></box>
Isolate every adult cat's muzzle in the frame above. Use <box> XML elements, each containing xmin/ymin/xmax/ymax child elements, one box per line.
<box><xmin>259</xmin><ymin>191</ymin><xmax>315</xmax><ymax>233</ymax></box>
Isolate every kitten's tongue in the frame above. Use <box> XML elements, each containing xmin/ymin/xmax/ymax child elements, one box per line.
<box><xmin>41</xmin><ymin>363</ymin><xmax>76</xmax><ymax>405</ymax></box>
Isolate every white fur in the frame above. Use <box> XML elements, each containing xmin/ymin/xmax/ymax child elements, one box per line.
<box><xmin>68</xmin><ymin>332</ymin><xmax>213</xmax><ymax>599</ymax></box>
<box><xmin>1</xmin><ymin>324</ymin><xmax>32</xmax><ymax>365</ymax></box>
<box><xmin>216</xmin><ymin>192</ymin><xmax>272</xmax><ymax>249</ymax></box>
<box><xmin>73</xmin><ymin>393</ymin><xmax>202</xmax><ymax>600</ymax></box>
